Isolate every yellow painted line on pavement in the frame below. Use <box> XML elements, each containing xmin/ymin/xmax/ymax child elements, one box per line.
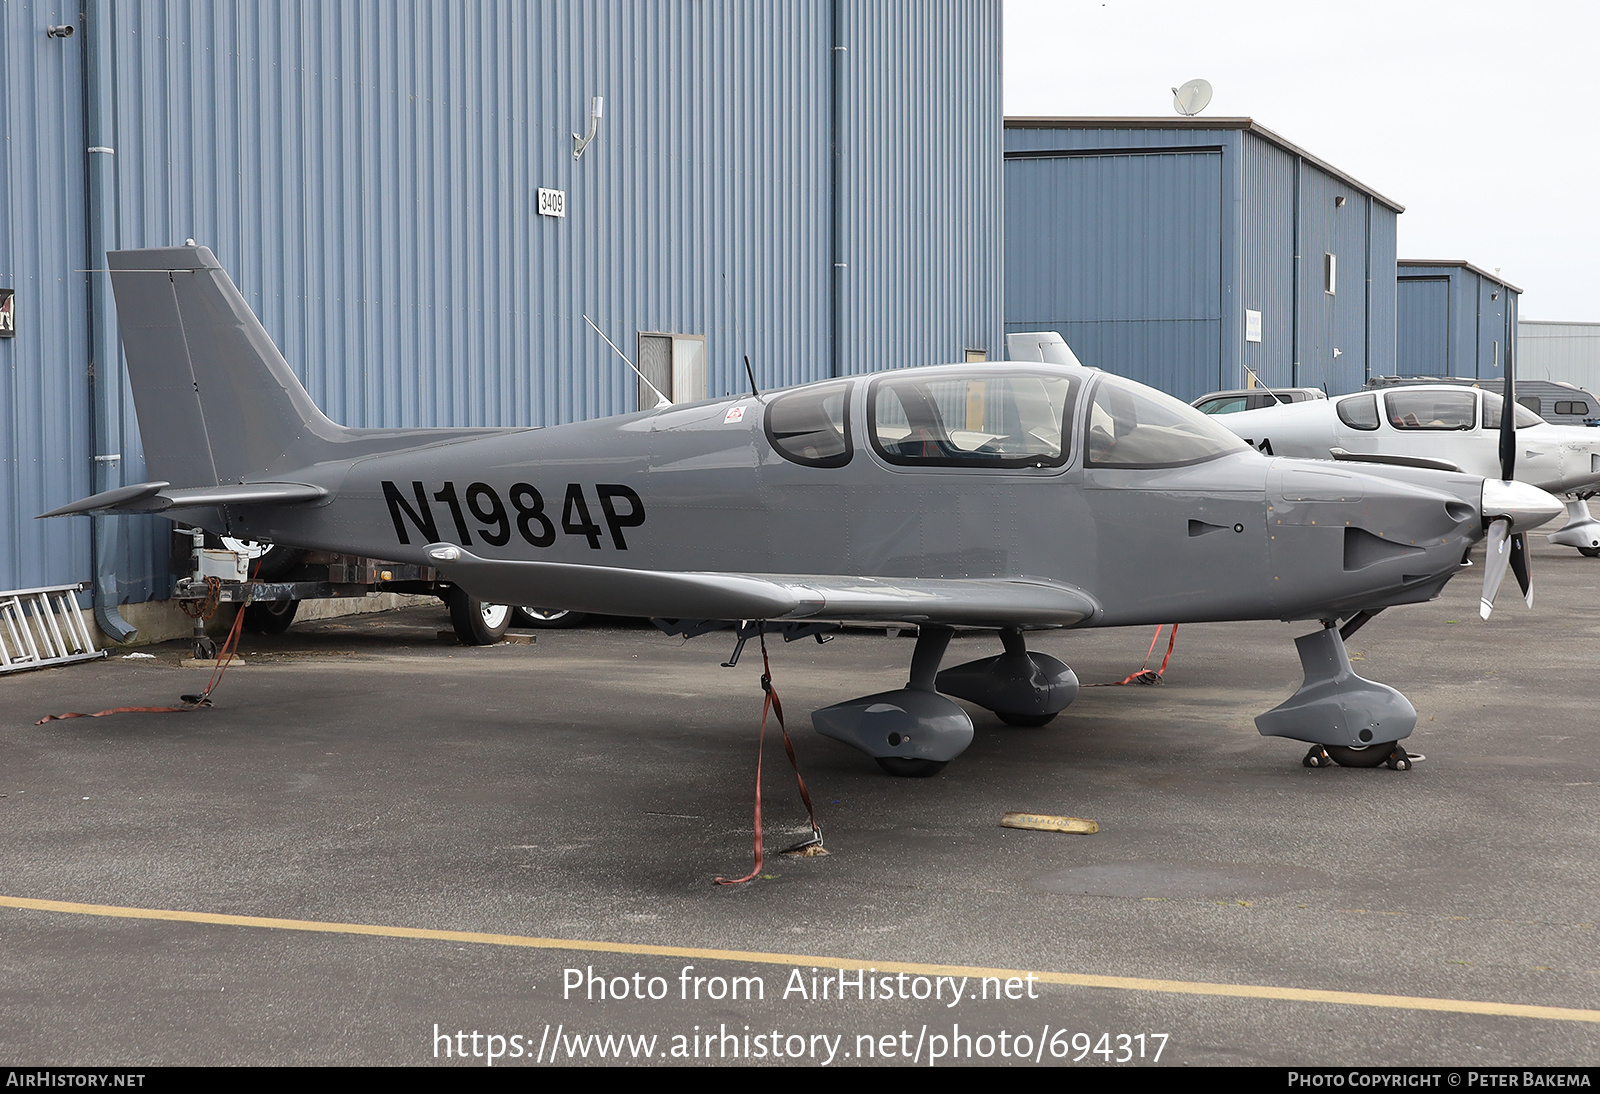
<box><xmin>3</xmin><ymin>893</ymin><xmax>1597</xmax><ymax>1024</ymax></box>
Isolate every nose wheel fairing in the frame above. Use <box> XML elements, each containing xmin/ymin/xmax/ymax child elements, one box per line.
<box><xmin>1546</xmin><ymin>497</ymin><xmax>1600</xmax><ymax>554</ymax></box>
<box><xmin>1255</xmin><ymin>622</ymin><xmax>1415</xmax><ymax>748</ymax></box>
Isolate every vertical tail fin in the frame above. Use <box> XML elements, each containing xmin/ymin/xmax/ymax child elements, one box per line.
<box><xmin>107</xmin><ymin>246</ymin><xmax>338</xmax><ymax>487</ymax></box>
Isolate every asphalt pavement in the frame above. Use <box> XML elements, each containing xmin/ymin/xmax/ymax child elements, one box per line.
<box><xmin>1</xmin><ymin>537</ymin><xmax>1597</xmax><ymax>1066</ymax></box>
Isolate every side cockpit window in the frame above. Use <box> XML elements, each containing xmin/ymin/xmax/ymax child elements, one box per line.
<box><xmin>765</xmin><ymin>383</ymin><xmax>852</xmax><ymax>468</ymax></box>
<box><xmin>1384</xmin><ymin>390</ymin><xmax>1476</xmax><ymax>430</ymax></box>
<box><xmin>868</xmin><ymin>372</ymin><xmax>1077</xmax><ymax>468</ymax></box>
<box><xmin>1336</xmin><ymin>393</ymin><xmax>1380</xmax><ymax>430</ymax></box>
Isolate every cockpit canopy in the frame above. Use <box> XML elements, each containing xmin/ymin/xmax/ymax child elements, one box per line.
<box><xmin>868</xmin><ymin>371</ymin><xmax>1077</xmax><ymax>468</ymax></box>
<box><xmin>767</xmin><ymin>367</ymin><xmax>1256</xmax><ymax>471</ymax></box>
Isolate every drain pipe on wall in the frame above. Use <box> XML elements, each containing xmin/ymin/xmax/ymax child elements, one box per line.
<box><xmin>82</xmin><ymin>0</ymin><xmax>136</xmax><ymax>643</ymax></box>
<box><xmin>828</xmin><ymin>0</ymin><xmax>846</xmax><ymax>380</ymax></box>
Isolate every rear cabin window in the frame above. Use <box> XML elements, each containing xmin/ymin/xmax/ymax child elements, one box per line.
<box><xmin>1336</xmin><ymin>393</ymin><xmax>1380</xmax><ymax>430</ymax></box>
<box><xmin>1556</xmin><ymin>400</ymin><xmax>1591</xmax><ymax>416</ymax></box>
<box><xmin>869</xmin><ymin>372</ymin><xmax>1076</xmax><ymax>468</ymax></box>
<box><xmin>1384</xmin><ymin>390</ymin><xmax>1476</xmax><ymax>430</ymax></box>
<box><xmin>1196</xmin><ymin>396</ymin><xmax>1249</xmax><ymax>415</ymax></box>
<box><xmin>765</xmin><ymin>383</ymin><xmax>852</xmax><ymax>468</ymax></box>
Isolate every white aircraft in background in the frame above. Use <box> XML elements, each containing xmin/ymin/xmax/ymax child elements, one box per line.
<box><xmin>1217</xmin><ymin>384</ymin><xmax>1600</xmax><ymax>557</ymax></box>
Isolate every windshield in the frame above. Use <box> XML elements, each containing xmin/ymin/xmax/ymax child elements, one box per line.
<box><xmin>1087</xmin><ymin>374</ymin><xmax>1251</xmax><ymax>468</ymax></box>
<box><xmin>1481</xmin><ymin>391</ymin><xmax>1546</xmax><ymax>430</ymax></box>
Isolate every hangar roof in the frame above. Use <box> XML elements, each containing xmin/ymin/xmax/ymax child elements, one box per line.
<box><xmin>1399</xmin><ymin>259</ymin><xmax>1523</xmax><ymax>294</ymax></box>
<box><xmin>1005</xmin><ymin>116</ymin><xmax>1405</xmax><ymax>214</ymax></box>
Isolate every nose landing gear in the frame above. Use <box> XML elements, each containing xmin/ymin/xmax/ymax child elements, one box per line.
<box><xmin>1260</xmin><ymin>620</ymin><xmax>1417</xmax><ymax>769</ymax></box>
<box><xmin>1302</xmin><ymin>742</ymin><xmax>1413</xmax><ymax>771</ymax></box>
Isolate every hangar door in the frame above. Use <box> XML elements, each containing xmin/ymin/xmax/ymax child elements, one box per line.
<box><xmin>1004</xmin><ymin>148</ymin><xmax>1223</xmax><ymax>400</ymax></box>
<box><xmin>1397</xmin><ymin>277</ymin><xmax>1450</xmax><ymax>377</ymax></box>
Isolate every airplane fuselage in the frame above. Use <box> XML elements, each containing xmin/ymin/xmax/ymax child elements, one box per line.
<box><xmin>204</xmin><ymin>365</ymin><xmax>1489</xmax><ymax>629</ymax></box>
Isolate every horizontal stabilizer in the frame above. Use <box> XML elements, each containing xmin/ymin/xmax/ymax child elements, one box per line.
<box><xmin>424</xmin><ymin>544</ymin><xmax>1100</xmax><ymax>628</ymax></box>
<box><xmin>40</xmin><ymin>480</ymin><xmax>328</xmax><ymax>518</ymax></box>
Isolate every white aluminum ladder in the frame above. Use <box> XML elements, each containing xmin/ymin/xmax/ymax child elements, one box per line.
<box><xmin>0</xmin><ymin>583</ymin><xmax>107</xmax><ymax>674</ymax></box>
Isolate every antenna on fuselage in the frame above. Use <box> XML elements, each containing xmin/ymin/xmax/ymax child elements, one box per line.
<box><xmin>743</xmin><ymin>354</ymin><xmax>761</xmax><ymax>399</ymax></box>
<box><xmin>583</xmin><ymin>314</ymin><xmax>671</xmax><ymax>409</ymax></box>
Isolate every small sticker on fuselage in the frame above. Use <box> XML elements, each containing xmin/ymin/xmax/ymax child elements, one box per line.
<box><xmin>723</xmin><ymin>406</ymin><xmax>745</xmax><ymax>424</ymax></box>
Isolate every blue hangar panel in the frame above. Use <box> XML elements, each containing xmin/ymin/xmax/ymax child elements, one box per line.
<box><xmin>1005</xmin><ymin>119</ymin><xmax>1401</xmax><ymax>404</ymax></box>
<box><xmin>1397</xmin><ymin>261</ymin><xmax>1520</xmax><ymax>381</ymax></box>
<box><xmin>1005</xmin><ymin>146</ymin><xmax>1223</xmax><ymax>399</ymax></box>
<box><xmin>0</xmin><ymin>0</ymin><xmax>1002</xmax><ymax>618</ymax></box>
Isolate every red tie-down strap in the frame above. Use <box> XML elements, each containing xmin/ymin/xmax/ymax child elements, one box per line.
<box><xmin>37</xmin><ymin>564</ymin><xmax>259</xmax><ymax>723</ymax></box>
<box><xmin>1085</xmin><ymin>623</ymin><xmax>1180</xmax><ymax>688</ymax></box>
<box><xmin>715</xmin><ymin>632</ymin><xmax>824</xmax><ymax>886</ymax></box>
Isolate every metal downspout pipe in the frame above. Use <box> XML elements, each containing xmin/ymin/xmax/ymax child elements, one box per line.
<box><xmin>1290</xmin><ymin>155</ymin><xmax>1301</xmax><ymax>388</ymax></box>
<box><xmin>828</xmin><ymin>0</ymin><xmax>845</xmax><ymax>379</ymax></box>
<box><xmin>83</xmin><ymin>0</ymin><xmax>135</xmax><ymax>643</ymax></box>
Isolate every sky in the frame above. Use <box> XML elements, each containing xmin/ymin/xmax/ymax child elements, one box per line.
<box><xmin>1003</xmin><ymin>0</ymin><xmax>1599</xmax><ymax>320</ymax></box>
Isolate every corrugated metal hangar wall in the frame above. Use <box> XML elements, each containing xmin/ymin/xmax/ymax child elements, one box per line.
<box><xmin>1519</xmin><ymin>321</ymin><xmax>1600</xmax><ymax>390</ymax></box>
<box><xmin>0</xmin><ymin>0</ymin><xmax>1003</xmax><ymax>616</ymax></box>
<box><xmin>1003</xmin><ymin>118</ymin><xmax>1401</xmax><ymax>403</ymax></box>
<box><xmin>1395</xmin><ymin>261</ymin><xmax>1520</xmax><ymax>380</ymax></box>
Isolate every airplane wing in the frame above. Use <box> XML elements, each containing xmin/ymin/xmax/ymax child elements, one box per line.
<box><xmin>424</xmin><ymin>544</ymin><xmax>1099</xmax><ymax>628</ymax></box>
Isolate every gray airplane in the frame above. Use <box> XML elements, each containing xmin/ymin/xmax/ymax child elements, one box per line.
<box><xmin>46</xmin><ymin>247</ymin><xmax>1562</xmax><ymax>774</ymax></box>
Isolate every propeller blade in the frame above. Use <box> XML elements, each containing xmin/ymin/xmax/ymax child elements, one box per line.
<box><xmin>1480</xmin><ymin>518</ymin><xmax>1511</xmax><ymax>620</ymax></box>
<box><xmin>1499</xmin><ymin>326</ymin><xmax>1517</xmax><ymax>482</ymax></box>
<box><xmin>1509</xmin><ymin>530</ymin><xmax>1533</xmax><ymax>608</ymax></box>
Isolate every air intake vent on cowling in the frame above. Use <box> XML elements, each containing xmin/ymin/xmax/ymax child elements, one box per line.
<box><xmin>1343</xmin><ymin>527</ymin><xmax>1425</xmax><ymax>572</ymax></box>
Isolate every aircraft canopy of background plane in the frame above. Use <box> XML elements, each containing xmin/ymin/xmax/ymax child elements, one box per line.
<box><xmin>1217</xmin><ymin>386</ymin><xmax>1600</xmax><ymax>558</ymax></box>
<box><xmin>43</xmin><ymin>249</ymin><xmax>1562</xmax><ymax>774</ymax></box>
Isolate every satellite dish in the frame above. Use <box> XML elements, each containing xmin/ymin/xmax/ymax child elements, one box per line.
<box><xmin>1172</xmin><ymin>79</ymin><xmax>1213</xmax><ymax>117</ymax></box>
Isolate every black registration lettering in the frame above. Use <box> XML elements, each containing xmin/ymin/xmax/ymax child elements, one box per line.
<box><xmin>387</xmin><ymin>480</ymin><xmax>643</xmax><ymax>550</ymax></box>
<box><xmin>595</xmin><ymin>484</ymin><xmax>646</xmax><ymax>550</ymax></box>
<box><xmin>382</xmin><ymin>480</ymin><xmax>438</xmax><ymax>545</ymax></box>
<box><xmin>466</xmin><ymin>482</ymin><xmax>511</xmax><ymax>546</ymax></box>
<box><xmin>432</xmin><ymin>481</ymin><xmax>473</xmax><ymax>546</ymax></box>
<box><xmin>509</xmin><ymin>483</ymin><xmax>556</xmax><ymax>547</ymax></box>
<box><xmin>561</xmin><ymin>483</ymin><xmax>604</xmax><ymax>549</ymax></box>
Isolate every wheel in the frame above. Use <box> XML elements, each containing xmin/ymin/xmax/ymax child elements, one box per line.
<box><xmin>1302</xmin><ymin>745</ymin><xmax>1332</xmax><ymax>768</ymax></box>
<box><xmin>995</xmin><ymin>710</ymin><xmax>1057</xmax><ymax>728</ymax></box>
<box><xmin>1579</xmin><ymin>546</ymin><xmax>1600</xmax><ymax>558</ymax></box>
<box><xmin>875</xmin><ymin>757</ymin><xmax>948</xmax><ymax>778</ymax></box>
<box><xmin>1326</xmin><ymin>744</ymin><xmax>1396</xmax><ymax>768</ymax></box>
<box><xmin>216</xmin><ymin>536</ymin><xmax>305</xmax><ymax>580</ymax></box>
<box><xmin>511</xmin><ymin>607</ymin><xmax>589</xmax><ymax>629</ymax></box>
<box><xmin>445</xmin><ymin>587</ymin><xmax>511</xmax><ymax>645</ymax></box>
<box><xmin>243</xmin><ymin>599</ymin><xmax>299</xmax><ymax>635</ymax></box>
